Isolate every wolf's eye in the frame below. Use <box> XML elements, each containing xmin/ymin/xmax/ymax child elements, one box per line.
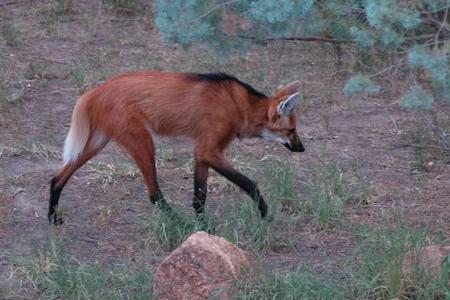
<box><xmin>288</xmin><ymin>128</ymin><xmax>296</xmax><ymax>134</ymax></box>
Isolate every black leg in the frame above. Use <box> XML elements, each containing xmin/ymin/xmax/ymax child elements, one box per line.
<box><xmin>150</xmin><ymin>189</ymin><xmax>172</xmax><ymax>213</ymax></box>
<box><xmin>208</xmin><ymin>161</ymin><xmax>268</xmax><ymax>218</ymax></box>
<box><xmin>48</xmin><ymin>177</ymin><xmax>64</xmax><ymax>225</ymax></box>
<box><xmin>193</xmin><ymin>160</ymin><xmax>209</xmax><ymax>216</ymax></box>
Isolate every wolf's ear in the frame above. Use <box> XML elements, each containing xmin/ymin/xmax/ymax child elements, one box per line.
<box><xmin>274</xmin><ymin>81</ymin><xmax>301</xmax><ymax>98</ymax></box>
<box><xmin>276</xmin><ymin>92</ymin><xmax>301</xmax><ymax>116</ymax></box>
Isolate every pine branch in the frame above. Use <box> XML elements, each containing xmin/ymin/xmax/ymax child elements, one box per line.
<box><xmin>264</xmin><ymin>36</ymin><xmax>353</xmax><ymax>44</ymax></box>
<box><xmin>404</xmin><ymin>33</ymin><xmax>439</xmax><ymax>42</ymax></box>
<box><xmin>226</xmin><ymin>33</ymin><xmax>353</xmax><ymax>44</ymax></box>
<box><xmin>228</xmin><ymin>33</ymin><xmax>443</xmax><ymax>45</ymax></box>
<box><xmin>435</xmin><ymin>1</ymin><xmax>450</xmax><ymax>48</ymax></box>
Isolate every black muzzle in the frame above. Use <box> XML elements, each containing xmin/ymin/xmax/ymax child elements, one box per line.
<box><xmin>283</xmin><ymin>141</ymin><xmax>305</xmax><ymax>152</ymax></box>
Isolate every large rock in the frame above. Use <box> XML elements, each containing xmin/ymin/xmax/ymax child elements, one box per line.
<box><xmin>153</xmin><ymin>231</ymin><xmax>253</xmax><ymax>300</ymax></box>
<box><xmin>402</xmin><ymin>244</ymin><xmax>450</xmax><ymax>276</ymax></box>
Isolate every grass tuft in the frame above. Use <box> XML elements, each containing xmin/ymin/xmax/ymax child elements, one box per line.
<box><xmin>153</xmin><ymin>205</ymin><xmax>210</xmax><ymax>249</ymax></box>
<box><xmin>135</xmin><ymin>203</ymin><xmax>212</xmax><ymax>250</ymax></box>
<box><xmin>103</xmin><ymin>0</ymin><xmax>147</xmax><ymax>15</ymax></box>
<box><xmin>1</xmin><ymin>233</ymin><xmax>153</xmax><ymax>299</ymax></box>
<box><xmin>135</xmin><ymin>196</ymin><xmax>273</xmax><ymax>251</ymax></box>
<box><xmin>236</xmin><ymin>270</ymin><xmax>348</xmax><ymax>300</ymax></box>
<box><xmin>418</xmin><ymin>115</ymin><xmax>450</xmax><ymax>166</ymax></box>
<box><xmin>303</xmin><ymin>162</ymin><xmax>371</xmax><ymax>230</ymax></box>
<box><xmin>69</xmin><ymin>58</ymin><xmax>90</xmax><ymax>94</ymax></box>
<box><xmin>40</xmin><ymin>0</ymin><xmax>74</xmax><ymax>34</ymax></box>
<box><xmin>349</xmin><ymin>220</ymin><xmax>449</xmax><ymax>299</ymax></box>
<box><xmin>24</xmin><ymin>61</ymin><xmax>51</xmax><ymax>80</ymax></box>
<box><xmin>410</xmin><ymin>128</ymin><xmax>426</xmax><ymax>174</ymax></box>
<box><xmin>261</xmin><ymin>160</ymin><xmax>298</xmax><ymax>215</ymax></box>
<box><xmin>217</xmin><ymin>198</ymin><xmax>273</xmax><ymax>252</ymax></box>
<box><xmin>0</xmin><ymin>55</ymin><xmax>24</xmax><ymax>105</ymax></box>
<box><xmin>2</xmin><ymin>23</ymin><xmax>20</xmax><ymax>46</ymax></box>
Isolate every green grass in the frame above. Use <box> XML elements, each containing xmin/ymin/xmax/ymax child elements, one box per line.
<box><xmin>24</xmin><ymin>61</ymin><xmax>52</xmax><ymax>80</ymax></box>
<box><xmin>134</xmin><ymin>193</ymin><xmax>273</xmax><ymax>252</ymax></box>
<box><xmin>306</xmin><ymin>163</ymin><xmax>347</xmax><ymax>229</ymax></box>
<box><xmin>236</xmin><ymin>271</ymin><xmax>348</xmax><ymax>300</ymax></box>
<box><xmin>303</xmin><ymin>162</ymin><xmax>371</xmax><ymax>230</ymax></box>
<box><xmin>52</xmin><ymin>0</ymin><xmax>73</xmax><ymax>15</ymax></box>
<box><xmin>411</xmin><ymin>128</ymin><xmax>426</xmax><ymax>175</ymax></box>
<box><xmin>234</xmin><ymin>218</ymin><xmax>449</xmax><ymax>300</ymax></box>
<box><xmin>2</xmin><ymin>23</ymin><xmax>20</xmax><ymax>46</ymax></box>
<box><xmin>421</xmin><ymin>114</ymin><xmax>450</xmax><ymax>165</ymax></box>
<box><xmin>218</xmin><ymin>199</ymin><xmax>274</xmax><ymax>252</ymax></box>
<box><xmin>142</xmin><ymin>159</ymin><xmax>374</xmax><ymax>252</ymax></box>
<box><xmin>0</xmin><ymin>55</ymin><xmax>24</xmax><ymax>105</ymax></box>
<box><xmin>348</xmin><ymin>220</ymin><xmax>449</xmax><ymax>300</ymax></box>
<box><xmin>132</xmin><ymin>158</ymin><xmax>279</xmax><ymax>252</ymax></box>
<box><xmin>1</xmin><ymin>234</ymin><xmax>153</xmax><ymax>299</ymax></box>
<box><xmin>4</xmin><ymin>217</ymin><xmax>447</xmax><ymax>300</ymax></box>
<box><xmin>153</xmin><ymin>205</ymin><xmax>209</xmax><ymax>250</ymax></box>
<box><xmin>135</xmin><ymin>203</ymin><xmax>210</xmax><ymax>250</ymax></box>
<box><xmin>407</xmin><ymin>114</ymin><xmax>450</xmax><ymax>174</ymax></box>
<box><xmin>261</xmin><ymin>160</ymin><xmax>298</xmax><ymax>214</ymax></box>
<box><xmin>68</xmin><ymin>57</ymin><xmax>91</xmax><ymax>94</ymax></box>
<box><xmin>103</xmin><ymin>0</ymin><xmax>147</xmax><ymax>15</ymax></box>
<box><xmin>258</xmin><ymin>160</ymin><xmax>372</xmax><ymax>230</ymax></box>
<box><xmin>40</xmin><ymin>0</ymin><xmax>74</xmax><ymax>35</ymax></box>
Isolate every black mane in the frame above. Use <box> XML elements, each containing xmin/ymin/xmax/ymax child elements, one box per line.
<box><xmin>191</xmin><ymin>72</ymin><xmax>267</xmax><ymax>99</ymax></box>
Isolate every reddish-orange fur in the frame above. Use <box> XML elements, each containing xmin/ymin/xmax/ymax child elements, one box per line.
<box><xmin>48</xmin><ymin>71</ymin><xmax>304</xmax><ymax>224</ymax></box>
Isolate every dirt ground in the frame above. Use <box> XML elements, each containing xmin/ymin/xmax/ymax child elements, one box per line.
<box><xmin>0</xmin><ymin>1</ymin><xmax>449</xmax><ymax>298</ymax></box>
